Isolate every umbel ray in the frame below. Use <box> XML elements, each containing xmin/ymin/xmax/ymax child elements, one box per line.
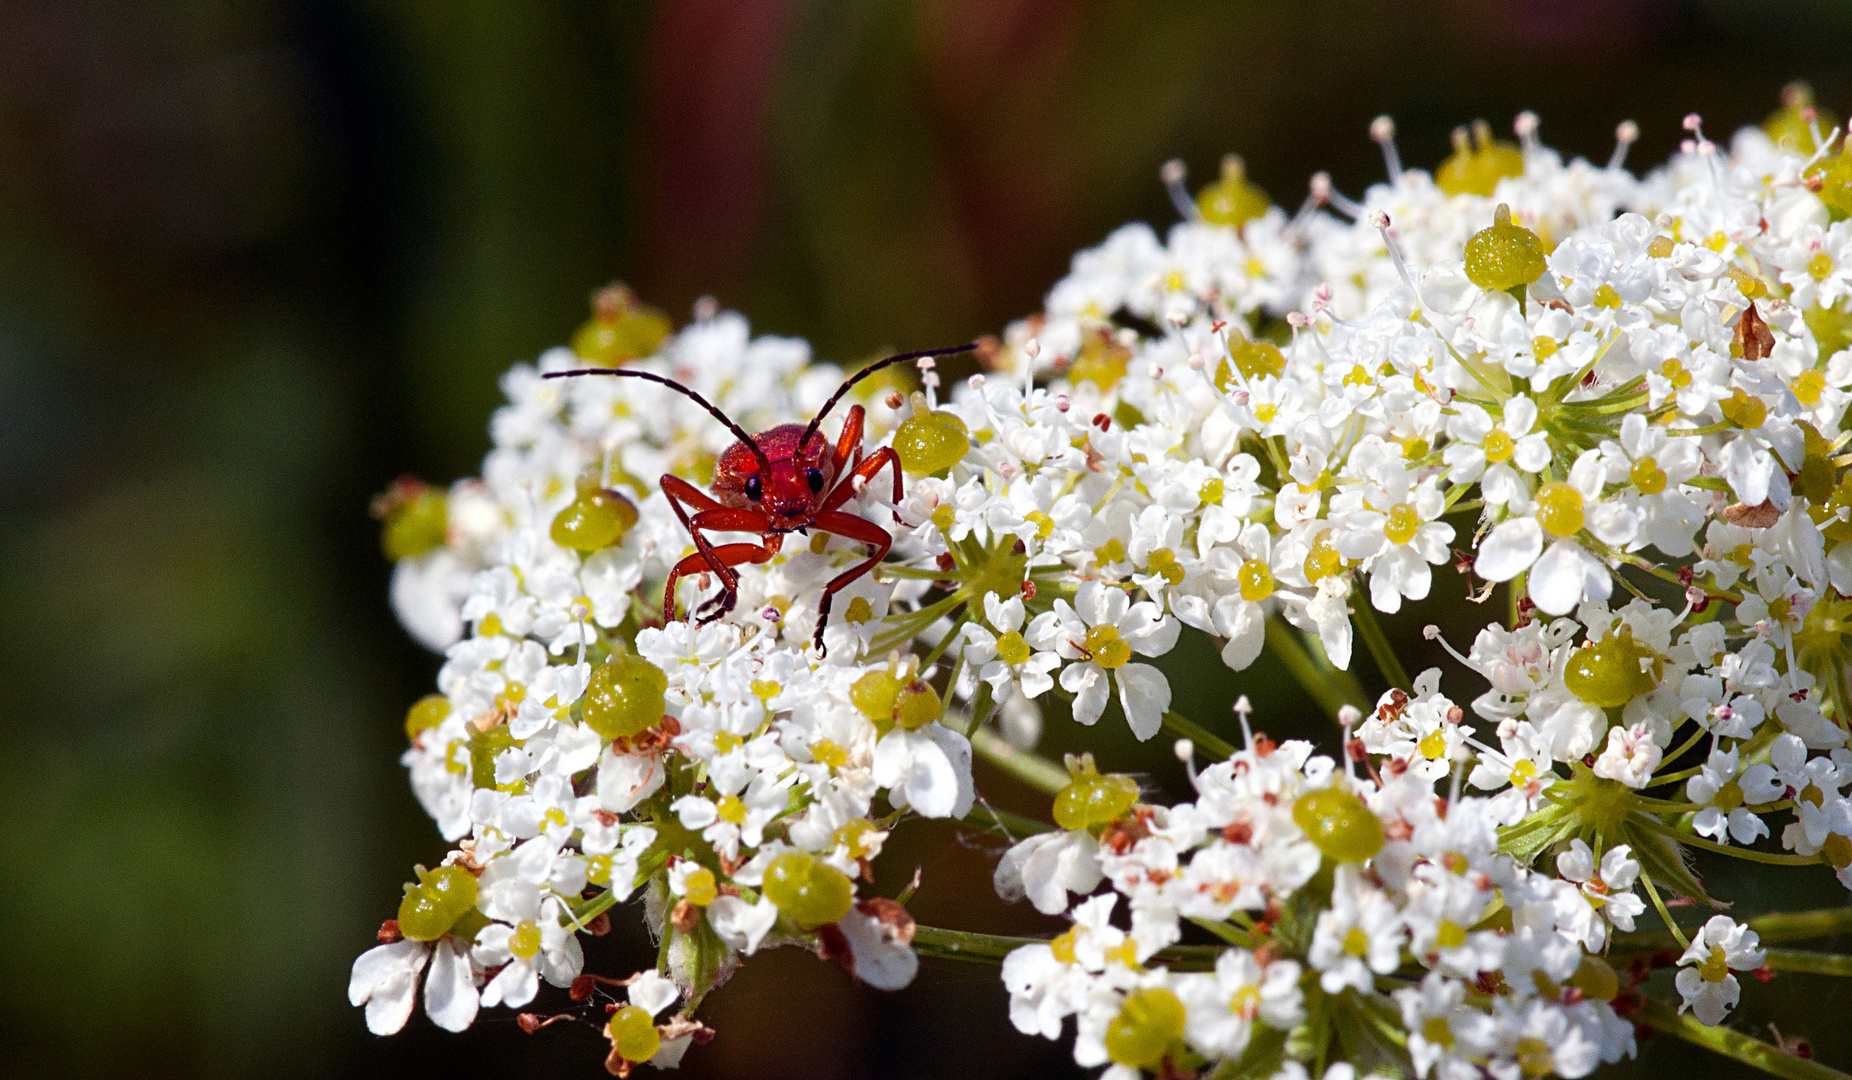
<box><xmin>544</xmin><ymin>343</ymin><xmax>976</xmax><ymax>655</ymax></box>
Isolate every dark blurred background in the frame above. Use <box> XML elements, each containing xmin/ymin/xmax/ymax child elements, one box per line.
<box><xmin>2</xmin><ymin>1</ymin><xmax>1850</xmax><ymax>1077</ymax></box>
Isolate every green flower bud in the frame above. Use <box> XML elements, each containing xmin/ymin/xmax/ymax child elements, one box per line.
<box><xmin>1464</xmin><ymin>204</ymin><xmax>1546</xmax><ymax>291</ymax></box>
<box><xmin>550</xmin><ymin>488</ymin><xmax>639</xmax><ymax>552</ymax></box>
<box><xmin>894</xmin><ymin>408</ymin><xmax>970</xmax><ymax>476</ymax></box>
<box><xmin>762</xmin><ymin>851</ymin><xmax>854</xmax><ymax>928</ymax></box>
<box><xmin>397</xmin><ymin>865</ymin><xmax>479</xmax><ymax>941</ymax></box>
<box><xmin>1104</xmin><ymin>988</ymin><xmax>1186</xmax><ymax>1069</ymax></box>
<box><xmin>583</xmin><ymin>653</ymin><xmax>669</xmax><ymax>740</ymax></box>
<box><xmin>1292</xmin><ymin>786</ymin><xmax>1384</xmax><ymax>863</ymax></box>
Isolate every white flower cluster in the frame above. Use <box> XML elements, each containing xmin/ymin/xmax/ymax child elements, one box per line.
<box><xmin>1000</xmin><ymin>736</ymin><xmax>1637</xmax><ymax>1080</ymax></box>
<box><xmin>357</xmin><ymin>93</ymin><xmax>1852</xmax><ymax>1079</ymax></box>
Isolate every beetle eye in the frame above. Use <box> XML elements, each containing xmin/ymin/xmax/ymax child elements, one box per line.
<box><xmin>745</xmin><ymin>474</ymin><xmax>762</xmax><ymax>501</ymax></box>
<box><xmin>806</xmin><ymin>467</ymin><xmax>825</xmax><ymax>493</ymax></box>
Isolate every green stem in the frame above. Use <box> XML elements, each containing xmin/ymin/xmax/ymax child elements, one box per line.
<box><xmin>1656</xmin><ymin>723</ymin><xmax>1712</xmax><ymax>776</ymax></box>
<box><xmin>1764</xmin><ymin>949</ymin><xmax>1852</xmax><ymax>976</ymax></box>
<box><xmin>566</xmin><ymin>856</ymin><xmax>662</xmax><ymax>931</ymax></box>
<box><xmin>1636</xmin><ymin>815</ymin><xmax>1823</xmax><ymax>866</ymax></box>
<box><xmin>1265</xmin><ymin>617</ymin><xmax>1366</xmax><ymax>721</ymax></box>
<box><xmin>910</xmin><ymin>924</ymin><xmax>1218</xmax><ymax>969</ymax></box>
<box><xmin>1639</xmin><ymin>868</ymin><xmax>1692</xmax><ymax>950</ymax></box>
<box><xmin>869</xmin><ymin>592</ymin><xmax>968</xmax><ymax>654</ymax></box>
<box><xmin>965</xmin><ymin>680</ymin><xmax>994</xmax><ymax>738</ymax></box>
<box><xmin>911</xmin><ymin>925</ymin><xmax>1033</xmax><ymax>963</ymax></box>
<box><xmin>1628</xmin><ymin>795</ymin><xmax>1704</xmax><ymax>813</ymax></box>
<box><xmin>1162</xmin><ymin>711</ymin><xmax>1236</xmax><ymax>761</ymax></box>
<box><xmin>877</xmin><ymin>564</ymin><xmax>957</xmax><ymax>581</ymax></box>
<box><xmin>1749</xmin><ymin>906</ymin><xmax>1852</xmax><ymax>945</ymax></box>
<box><xmin>1634</xmin><ymin>998</ymin><xmax>1852</xmax><ymax>1080</ymax></box>
<box><xmin>568</xmin><ymin>887</ymin><xmax>621</xmax><ymax>931</ymax></box>
<box><xmin>1645</xmin><ymin>765</ymin><xmax>1705</xmax><ymax>789</ymax></box>
<box><xmin>1351</xmin><ymin>602</ymin><xmax>1409</xmax><ymax>691</ymax></box>
<box><xmin>1546</xmin><ymin>330</ymin><xmax>1622</xmax><ymax>406</ymax></box>
<box><xmin>923</xmin><ymin>623</ymin><xmax>963</xmax><ymax>670</ymax></box>
<box><xmin>1671</xmin><ymin>421</ymin><xmax>1735</xmax><ymax>438</ymax></box>
<box><xmin>960</xmin><ymin>799</ymin><xmax>1055</xmax><ymax>838</ymax></box>
<box><xmin>970</xmin><ymin>726</ymin><xmax>1070</xmax><ymax>796</ymax></box>
<box><xmin>1616</xmin><ymin>904</ymin><xmax>1852</xmax><ymax>950</ymax></box>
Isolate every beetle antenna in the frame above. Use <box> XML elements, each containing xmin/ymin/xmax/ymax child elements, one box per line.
<box><xmin>800</xmin><ymin>342</ymin><xmax>977</xmax><ymax>452</ymax></box>
<box><xmin>543</xmin><ymin>367</ymin><xmax>771</xmax><ymax>472</ymax></box>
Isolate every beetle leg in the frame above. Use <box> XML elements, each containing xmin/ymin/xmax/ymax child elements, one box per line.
<box><xmin>690</xmin><ymin>508</ymin><xmax>774</xmax><ymax>532</ymax></box>
<box><xmin>808</xmin><ymin>508</ymin><xmax>894</xmax><ymax>656</ymax></box>
<box><xmin>667</xmin><ymin>509</ymin><xmax>780</xmax><ymax>626</ymax></box>
<box><xmin>819</xmin><ymin>445</ymin><xmax>902</xmax><ymax>514</ymax></box>
<box><xmin>659</xmin><ymin>475</ymin><xmax>754</xmax><ymax>624</ymax></box>
<box><xmin>830</xmin><ymin>404</ymin><xmax>865</xmax><ymax>478</ymax></box>
<box><xmin>667</xmin><ymin>542</ymin><xmax>775</xmax><ymax>625</ymax></box>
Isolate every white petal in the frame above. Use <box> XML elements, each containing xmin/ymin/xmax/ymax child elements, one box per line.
<box><xmin>1569</xmin><ymin>449</ymin><xmax>1606</xmax><ymax>498</ymax></box>
<box><xmin>1077</xmin><ymin>581</ymin><xmax>1120</xmax><ymax>626</ymax></box>
<box><xmin>1063</xmin><ymin>662</ymin><xmax>1109</xmax><ymax>725</ymax></box>
<box><xmin>914</xmin><ymin>724</ymin><xmax>976</xmax><ymax>818</ymax></box>
<box><xmin>1586</xmin><ymin>500</ymin><xmax>1640</xmax><ymax>548</ymax></box>
<box><xmin>629</xmin><ymin>970</ymin><xmax>680</xmax><ymax>1017</ymax></box>
<box><xmin>1171</xmin><ymin>593</ymin><xmax>1214</xmax><ymax>633</ymax></box>
<box><xmin>1717</xmin><ymin>435</ymin><xmax>1774</xmax><ymax>507</ymax></box>
<box><xmin>708</xmin><ymin>895</ymin><xmax>779</xmax><ymax>955</ymax></box>
<box><xmin>1505</xmin><ymin>395</ymin><xmax>1538</xmax><ymax>436</ymax></box>
<box><xmin>1511</xmin><ymin>435</ymin><xmax>1552</xmax><ymax>473</ymax></box>
<box><xmin>837</xmin><ymin>906</ymin><xmax>920</xmax><ymax>990</ymax></box>
<box><xmin>1530</xmin><ymin>539</ymin><xmax>1608</xmax><ymax>615</ymax></box>
<box><xmin>597</xmin><ymin>747</ymin><xmax>666</xmax><ymax>813</ymax></box>
<box><xmin>1318</xmin><ymin>611</ymin><xmax>1353</xmax><ymax>670</ymax></box>
<box><xmin>1828</xmin><ymin>542</ymin><xmax>1852</xmax><ymax>596</ymax></box>
<box><xmin>1475</xmin><ymin>518</ymin><xmax>1542</xmax><ymax>582</ymax></box>
<box><xmin>1116</xmin><ymin>663</ymin><xmax>1172</xmax><ymax>741</ymax></box>
<box><xmin>480</xmin><ymin>959</ymin><xmax>538</xmax><ymax>1009</ymax></box>
<box><xmin>349</xmin><ymin>940</ymin><xmax>429</xmax><ymax>1036</ymax></box>
<box><xmin>651</xmin><ymin>1035</ymin><xmax>695</xmax><ymax>1069</ymax></box>
<box><xmin>995</xmin><ymin>831</ymin><xmax>1102</xmax><ymax>914</ymax></box>
<box><xmin>424</xmin><ymin>938</ymin><xmax>481</xmax><ymax>1032</ymax></box>
<box><xmin>1217</xmin><ymin>600</ymin><xmax>1265</xmax><ymax>670</ymax></box>
<box><xmin>1124</xmin><ymin>611</ymin><xmax>1181</xmax><ymax>657</ymax></box>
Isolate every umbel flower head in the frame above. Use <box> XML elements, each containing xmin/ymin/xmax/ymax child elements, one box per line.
<box><xmin>359</xmin><ymin>87</ymin><xmax>1852</xmax><ymax>1080</ymax></box>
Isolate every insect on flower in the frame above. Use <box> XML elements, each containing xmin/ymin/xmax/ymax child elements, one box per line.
<box><xmin>544</xmin><ymin>343</ymin><xmax>975</xmax><ymax>655</ymax></box>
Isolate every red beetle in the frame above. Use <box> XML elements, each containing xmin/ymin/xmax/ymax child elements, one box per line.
<box><xmin>545</xmin><ymin>343</ymin><xmax>974</xmax><ymax>654</ymax></box>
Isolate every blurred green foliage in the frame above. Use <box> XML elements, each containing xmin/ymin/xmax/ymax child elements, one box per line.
<box><xmin>0</xmin><ymin>1</ymin><xmax>1848</xmax><ymax>1078</ymax></box>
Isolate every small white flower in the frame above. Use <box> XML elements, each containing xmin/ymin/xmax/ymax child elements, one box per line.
<box><xmin>1554</xmin><ymin>840</ymin><xmax>1645</xmax><ymax>947</ymax></box>
<box><xmin>1443</xmin><ymin>396</ymin><xmax>1551</xmax><ymax>506</ymax></box>
<box><xmin>1028</xmin><ymin>581</ymin><xmax>1180</xmax><ymax>739</ymax></box>
<box><xmin>1591</xmin><ymin>722</ymin><xmax>1662</xmax><ymax>789</ymax></box>
<box><xmin>1308</xmin><ymin>868</ymin><xmax>1402</xmax><ymax>994</ymax></box>
<box><xmin>1685</xmin><ymin>745</ymin><xmax>1770</xmax><ymax>845</ymax></box>
<box><xmin>961</xmin><ymin>593</ymin><xmax>1062</xmax><ymax>701</ymax></box>
<box><xmin>1675</xmin><ymin>915</ymin><xmax>1766</xmax><ymax>1025</ymax></box>
<box><xmin>1474</xmin><ymin>450</ymin><xmax>1616</xmax><ymax>616</ymax></box>
<box><xmin>474</xmin><ymin>895</ymin><xmax>583</xmax><ymax>1009</ymax></box>
<box><xmin>1175</xmin><ymin>949</ymin><xmax>1304</xmax><ymax>1059</ymax></box>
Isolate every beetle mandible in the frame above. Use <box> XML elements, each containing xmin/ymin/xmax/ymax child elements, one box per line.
<box><xmin>544</xmin><ymin>342</ymin><xmax>975</xmax><ymax>655</ymax></box>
